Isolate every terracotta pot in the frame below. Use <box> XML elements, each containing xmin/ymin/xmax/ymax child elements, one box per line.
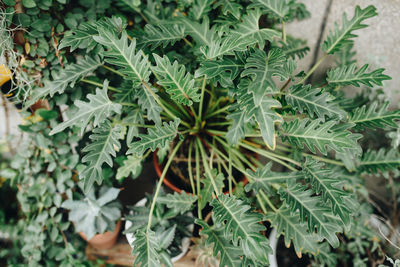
<box><xmin>153</xmin><ymin>152</ymin><xmax>249</xmax><ymax>194</ymax></box>
<box><xmin>79</xmin><ymin>221</ymin><xmax>122</xmax><ymax>250</ymax></box>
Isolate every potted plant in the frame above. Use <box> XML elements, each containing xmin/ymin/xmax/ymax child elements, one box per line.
<box><xmin>17</xmin><ymin>0</ymin><xmax>400</xmax><ymax>266</ymax></box>
<box><xmin>62</xmin><ymin>185</ymin><xmax>122</xmax><ymax>250</ymax></box>
<box><xmin>124</xmin><ymin>190</ymin><xmax>194</xmax><ymax>263</ymax></box>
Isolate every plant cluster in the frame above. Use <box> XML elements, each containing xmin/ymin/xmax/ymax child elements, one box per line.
<box><xmin>1</xmin><ymin>0</ymin><xmax>400</xmax><ymax>266</ymax></box>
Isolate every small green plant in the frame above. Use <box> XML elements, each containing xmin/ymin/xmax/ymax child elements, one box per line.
<box><xmin>4</xmin><ymin>0</ymin><xmax>400</xmax><ymax>266</ymax></box>
<box><xmin>124</xmin><ymin>190</ymin><xmax>193</xmax><ymax>260</ymax></box>
<box><xmin>62</xmin><ymin>185</ymin><xmax>121</xmax><ymax>239</ymax></box>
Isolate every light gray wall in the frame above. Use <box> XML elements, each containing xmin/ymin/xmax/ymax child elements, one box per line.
<box><xmin>286</xmin><ymin>0</ymin><xmax>400</xmax><ymax>103</ymax></box>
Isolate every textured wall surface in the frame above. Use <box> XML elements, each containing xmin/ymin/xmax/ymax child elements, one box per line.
<box><xmin>286</xmin><ymin>0</ymin><xmax>400</xmax><ymax>103</ymax></box>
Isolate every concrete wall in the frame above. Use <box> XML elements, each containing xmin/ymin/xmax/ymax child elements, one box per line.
<box><xmin>286</xmin><ymin>0</ymin><xmax>400</xmax><ymax>103</ymax></box>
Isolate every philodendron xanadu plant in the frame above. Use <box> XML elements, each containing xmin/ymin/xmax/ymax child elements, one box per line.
<box><xmin>25</xmin><ymin>0</ymin><xmax>399</xmax><ymax>266</ymax></box>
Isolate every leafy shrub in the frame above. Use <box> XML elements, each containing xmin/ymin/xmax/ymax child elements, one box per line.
<box><xmin>2</xmin><ymin>0</ymin><xmax>400</xmax><ymax>266</ymax></box>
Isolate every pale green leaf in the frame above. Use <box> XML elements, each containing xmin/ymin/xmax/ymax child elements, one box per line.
<box><xmin>249</xmin><ymin>0</ymin><xmax>289</xmax><ymax>20</ymax></box>
<box><xmin>80</xmin><ymin>121</ymin><xmax>122</xmax><ymax>193</ymax></box>
<box><xmin>279</xmin><ymin>181</ymin><xmax>341</xmax><ymax>247</ymax></box>
<box><xmin>132</xmin><ymin>229</ymin><xmax>163</xmax><ymax>267</ymax></box>
<box><xmin>26</xmin><ymin>56</ymin><xmax>102</xmax><ymax>108</ymax></box>
<box><xmin>116</xmin><ymin>155</ymin><xmax>143</xmax><ymax>180</ymax></box>
<box><xmin>322</xmin><ymin>5</ymin><xmax>377</xmax><ymax>54</ymax></box>
<box><xmin>327</xmin><ymin>64</ymin><xmax>391</xmax><ymax>87</ymax></box>
<box><xmin>138</xmin><ymin>24</ymin><xmax>185</xmax><ymax>49</ymax></box>
<box><xmin>49</xmin><ymin>81</ymin><xmax>122</xmax><ymax>135</ymax></box>
<box><xmin>127</xmin><ymin>118</ymin><xmax>180</xmax><ymax>156</ymax></box>
<box><xmin>211</xmin><ymin>194</ymin><xmax>272</xmax><ymax>264</ymax></box>
<box><xmin>349</xmin><ymin>101</ymin><xmax>400</xmax><ymax>129</ymax></box>
<box><xmin>280</xmin><ymin>118</ymin><xmax>361</xmax><ymax>155</ymax></box>
<box><xmin>245</xmin><ymin>162</ymin><xmax>303</xmax><ymax>194</ymax></box>
<box><xmin>157</xmin><ymin>191</ymin><xmax>198</xmax><ymax>214</ymax></box>
<box><xmin>286</xmin><ymin>84</ymin><xmax>346</xmax><ymax>120</ymax></box>
<box><xmin>152</xmin><ymin>54</ymin><xmax>201</xmax><ymax>105</ymax></box>
<box><xmin>196</xmin><ymin>219</ymin><xmax>243</xmax><ymax>267</ymax></box>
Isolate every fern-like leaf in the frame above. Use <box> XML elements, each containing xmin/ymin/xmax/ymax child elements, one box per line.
<box><xmin>26</xmin><ymin>56</ymin><xmax>102</xmax><ymax>108</ymax></box>
<box><xmin>132</xmin><ymin>229</ymin><xmax>163</xmax><ymax>267</ymax></box>
<box><xmin>327</xmin><ymin>64</ymin><xmax>391</xmax><ymax>87</ymax></box>
<box><xmin>349</xmin><ymin>101</ymin><xmax>400</xmax><ymax>129</ymax></box>
<box><xmin>127</xmin><ymin>118</ymin><xmax>180</xmax><ymax>156</ymax></box>
<box><xmin>50</xmin><ymin>81</ymin><xmax>122</xmax><ymax>135</ymax></box>
<box><xmin>196</xmin><ymin>219</ymin><xmax>243</xmax><ymax>267</ymax></box>
<box><xmin>279</xmin><ymin>37</ymin><xmax>310</xmax><ymax>59</ymax></box>
<box><xmin>195</xmin><ymin>57</ymin><xmax>244</xmax><ymax>88</ymax></box>
<box><xmin>266</xmin><ymin>207</ymin><xmax>321</xmax><ymax>257</ymax></box>
<box><xmin>322</xmin><ymin>5</ymin><xmax>377</xmax><ymax>54</ymax></box>
<box><xmin>138</xmin><ymin>24</ymin><xmax>185</xmax><ymax>49</ymax></box>
<box><xmin>359</xmin><ymin>149</ymin><xmax>400</xmax><ymax>174</ymax></box>
<box><xmin>253</xmin><ymin>96</ymin><xmax>283</xmax><ymax>150</ymax></box>
<box><xmin>286</xmin><ymin>84</ymin><xmax>346</xmax><ymax>120</ymax></box>
<box><xmin>190</xmin><ymin>0</ymin><xmax>214</xmax><ymax>20</ymax></box>
<box><xmin>279</xmin><ymin>181</ymin><xmax>341</xmax><ymax>247</ymax></box>
<box><xmin>202</xmin><ymin>9</ymin><xmax>280</xmax><ymax>59</ymax></box>
<box><xmin>116</xmin><ymin>155</ymin><xmax>143</xmax><ymax>180</ymax></box>
<box><xmin>134</xmin><ymin>86</ymin><xmax>162</xmax><ymax>125</ymax></box>
<box><xmin>280</xmin><ymin>118</ymin><xmax>361</xmax><ymax>155</ymax></box>
<box><xmin>245</xmin><ymin>162</ymin><xmax>303</xmax><ymax>194</ymax></box>
<box><xmin>157</xmin><ymin>191</ymin><xmax>198</xmax><ymax>214</ymax></box>
<box><xmin>211</xmin><ymin>194</ymin><xmax>272</xmax><ymax>264</ymax></box>
<box><xmin>179</xmin><ymin>17</ymin><xmax>216</xmax><ymax>47</ymax></box>
<box><xmin>302</xmin><ymin>158</ymin><xmax>352</xmax><ymax>226</ymax></box>
<box><xmin>226</xmin><ymin>109</ymin><xmax>246</xmax><ymax>146</ymax></box>
<box><xmin>152</xmin><ymin>54</ymin><xmax>201</xmax><ymax>105</ymax></box>
<box><xmin>59</xmin><ymin>21</ymin><xmax>98</xmax><ymax>52</ymax></box>
<box><xmin>214</xmin><ymin>0</ymin><xmax>242</xmax><ymax>20</ymax></box>
<box><xmin>94</xmin><ymin>28</ymin><xmax>151</xmax><ymax>87</ymax></box>
<box><xmin>241</xmin><ymin>48</ymin><xmax>293</xmax><ymax>105</ymax></box>
<box><xmin>80</xmin><ymin>121</ymin><xmax>122</xmax><ymax>193</ymax></box>
<box><xmin>249</xmin><ymin>0</ymin><xmax>289</xmax><ymax>20</ymax></box>
<box><xmin>199</xmin><ymin>170</ymin><xmax>225</xmax><ymax>210</ymax></box>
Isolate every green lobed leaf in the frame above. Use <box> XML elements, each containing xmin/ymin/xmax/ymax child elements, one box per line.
<box><xmin>214</xmin><ymin>0</ymin><xmax>243</xmax><ymax>20</ymax></box>
<box><xmin>196</xmin><ymin>219</ymin><xmax>243</xmax><ymax>267</ymax></box>
<box><xmin>278</xmin><ymin>36</ymin><xmax>310</xmax><ymax>59</ymax></box>
<box><xmin>132</xmin><ymin>229</ymin><xmax>163</xmax><ymax>267</ymax></box>
<box><xmin>179</xmin><ymin>17</ymin><xmax>217</xmax><ymax>47</ymax></box>
<box><xmin>302</xmin><ymin>158</ymin><xmax>353</xmax><ymax>226</ymax></box>
<box><xmin>211</xmin><ymin>194</ymin><xmax>272</xmax><ymax>264</ymax></box>
<box><xmin>201</xmin><ymin>9</ymin><xmax>280</xmax><ymax>59</ymax></box>
<box><xmin>286</xmin><ymin>84</ymin><xmax>346</xmax><ymax>121</ymax></box>
<box><xmin>138</xmin><ymin>24</ymin><xmax>185</xmax><ymax>49</ymax></box>
<box><xmin>94</xmin><ymin>28</ymin><xmax>151</xmax><ymax>87</ymax></box>
<box><xmin>80</xmin><ymin>121</ymin><xmax>122</xmax><ymax>193</ymax></box>
<box><xmin>226</xmin><ymin>109</ymin><xmax>246</xmax><ymax>146</ymax></box>
<box><xmin>245</xmin><ymin>162</ymin><xmax>303</xmax><ymax>194</ymax></box>
<box><xmin>195</xmin><ymin>57</ymin><xmax>244</xmax><ymax>88</ymax></box>
<box><xmin>359</xmin><ymin>149</ymin><xmax>400</xmax><ymax>174</ymax></box>
<box><xmin>349</xmin><ymin>101</ymin><xmax>400</xmax><ymax>130</ymax></box>
<box><xmin>127</xmin><ymin>118</ymin><xmax>180</xmax><ymax>156</ymax></box>
<box><xmin>116</xmin><ymin>155</ymin><xmax>143</xmax><ymax>180</ymax></box>
<box><xmin>152</xmin><ymin>54</ymin><xmax>201</xmax><ymax>105</ymax></box>
<box><xmin>279</xmin><ymin>181</ymin><xmax>342</xmax><ymax>247</ymax></box>
<box><xmin>280</xmin><ymin>118</ymin><xmax>361</xmax><ymax>155</ymax></box>
<box><xmin>249</xmin><ymin>0</ymin><xmax>289</xmax><ymax>20</ymax></box>
<box><xmin>322</xmin><ymin>5</ymin><xmax>377</xmax><ymax>54</ymax></box>
<box><xmin>241</xmin><ymin>48</ymin><xmax>294</xmax><ymax>105</ymax></box>
<box><xmin>25</xmin><ymin>56</ymin><xmax>102</xmax><ymax>108</ymax></box>
<box><xmin>49</xmin><ymin>81</ymin><xmax>122</xmax><ymax>135</ymax></box>
<box><xmin>157</xmin><ymin>191</ymin><xmax>198</xmax><ymax>214</ymax></box>
<box><xmin>199</xmin><ymin>170</ymin><xmax>225</xmax><ymax>210</ymax></box>
<box><xmin>190</xmin><ymin>0</ymin><xmax>214</xmax><ymax>20</ymax></box>
<box><xmin>327</xmin><ymin>63</ymin><xmax>391</xmax><ymax>88</ymax></box>
<box><xmin>253</xmin><ymin>96</ymin><xmax>283</xmax><ymax>150</ymax></box>
<box><xmin>134</xmin><ymin>85</ymin><xmax>162</xmax><ymax>125</ymax></box>
<box><xmin>266</xmin><ymin>206</ymin><xmax>321</xmax><ymax>258</ymax></box>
